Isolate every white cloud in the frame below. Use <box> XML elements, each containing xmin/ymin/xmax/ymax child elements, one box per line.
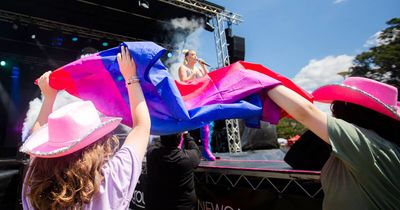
<box><xmin>364</xmin><ymin>29</ymin><xmax>399</xmax><ymax>48</ymax></box>
<box><xmin>364</xmin><ymin>31</ymin><xmax>383</xmax><ymax>48</ymax></box>
<box><xmin>292</xmin><ymin>55</ymin><xmax>354</xmax><ymax>113</ymax></box>
<box><xmin>333</xmin><ymin>0</ymin><xmax>346</xmax><ymax>4</ymax></box>
<box><xmin>293</xmin><ymin>55</ymin><xmax>354</xmax><ymax>92</ymax></box>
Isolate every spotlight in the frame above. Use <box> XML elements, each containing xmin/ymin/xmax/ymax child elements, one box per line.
<box><xmin>0</xmin><ymin>61</ymin><xmax>6</xmax><ymax>67</ymax></box>
<box><xmin>27</xmin><ymin>24</ymin><xmax>39</xmax><ymax>40</ymax></box>
<box><xmin>72</xmin><ymin>37</ymin><xmax>78</xmax><ymax>42</ymax></box>
<box><xmin>102</xmin><ymin>42</ymin><xmax>109</xmax><ymax>47</ymax></box>
<box><xmin>12</xmin><ymin>23</ymin><xmax>18</xmax><ymax>30</ymax></box>
<box><xmin>12</xmin><ymin>20</ymin><xmax>19</xmax><ymax>30</ymax></box>
<box><xmin>204</xmin><ymin>18</ymin><xmax>215</xmax><ymax>32</ymax></box>
<box><xmin>11</xmin><ymin>66</ymin><xmax>20</xmax><ymax>79</ymax></box>
<box><xmin>167</xmin><ymin>52</ymin><xmax>173</xmax><ymax>58</ymax></box>
<box><xmin>52</xmin><ymin>37</ymin><xmax>64</xmax><ymax>47</ymax></box>
<box><xmin>138</xmin><ymin>0</ymin><xmax>149</xmax><ymax>9</ymax></box>
<box><xmin>52</xmin><ymin>29</ymin><xmax>64</xmax><ymax>47</ymax></box>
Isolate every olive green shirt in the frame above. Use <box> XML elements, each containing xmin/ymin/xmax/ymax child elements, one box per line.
<box><xmin>321</xmin><ymin>116</ymin><xmax>400</xmax><ymax>210</ymax></box>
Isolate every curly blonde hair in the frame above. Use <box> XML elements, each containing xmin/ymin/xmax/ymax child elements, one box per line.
<box><xmin>25</xmin><ymin>135</ymin><xmax>120</xmax><ymax>210</ymax></box>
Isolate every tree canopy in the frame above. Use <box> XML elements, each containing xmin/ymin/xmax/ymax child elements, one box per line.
<box><xmin>349</xmin><ymin>18</ymin><xmax>400</xmax><ymax>96</ymax></box>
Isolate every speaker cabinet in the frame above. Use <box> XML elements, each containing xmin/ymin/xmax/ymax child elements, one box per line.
<box><xmin>227</xmin><ymin>35</ymin><xmax>245</xmax><ymax>63</ymax></box>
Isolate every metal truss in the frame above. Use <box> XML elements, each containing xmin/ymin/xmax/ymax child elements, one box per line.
<box><xmin>0</xmin><ymin>51</ymin><xmax>69</xmax><ymax>68</ymax></box>
<box><xmin>195</xmin><ymin>171</ymin><xmax>323</xmax><ymax>199</ymax></box>
<box><xmin>212</xmin><ymin>13</ymin><xmax>230</xmax><ymax>68</ymax></box>
<box><xmin>213</xmin><ymin>13</ymin><xmax>242</xmax><ymax>153</ymax></box>
<box><xmin>157</xmin><ymin>0</ymin><xmax>243</xmax><ymax>25</ymax></box>
<box><xmin>0</xmin><ymin>9</ymin><xmax>141</xmax><ymax>42</ymax></box>
<box><xmin>225</xmin><ymin>118</ymin><xmax>242</xmax><ymax>153</ymax></box>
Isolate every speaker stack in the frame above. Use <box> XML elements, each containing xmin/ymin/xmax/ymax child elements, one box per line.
<box><xmin>226</xmin><ymin>28</ymin><xmax>245</xmax><ymax>63</ymax></box>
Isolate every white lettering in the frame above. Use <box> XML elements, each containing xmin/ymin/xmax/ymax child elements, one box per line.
<box><xmin>131</xmin><ymin>190</ymin><xmax>145</xmax><ymax>208</ymax></box>
<box><xmin>197</xmin><ymin>199</ymin><xmax>240</xmax><ymax>210</ymax></box>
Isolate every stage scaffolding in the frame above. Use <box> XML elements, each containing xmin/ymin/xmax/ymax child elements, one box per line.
<box><xmin>194</xmin><ymin>164</ymin><xmax>323</xmax><ymax>202</ymax></box>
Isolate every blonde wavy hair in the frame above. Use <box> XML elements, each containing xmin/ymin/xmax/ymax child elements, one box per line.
<box><xmin>25</xmin><ymin>135</ymin><xmax>120</xmax><ymax>210</ymax></box>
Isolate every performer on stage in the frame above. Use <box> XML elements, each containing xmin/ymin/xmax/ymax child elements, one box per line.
<box><xmin>146</xmin><ymin>133</ymin><xmax>201</xmax><ymax>210</ymax></box>
<box><xmin>178</xmin><ymin>49</ymin><xmax>209</xmax><ymax>81</ymax></box>
<box><xmin>267</xmin><ymin>77</ymin><xmax>400</xmax><ymax>209</ymax></box>
<box><xmin>20</xmin><ymin>46</ymin><xmax>151</xmax><ymax>210</ymax></box>
<box><xmin>178</xmin><ymin>49</ymin><xmax>215</xmax><ymax>161</ymax></box>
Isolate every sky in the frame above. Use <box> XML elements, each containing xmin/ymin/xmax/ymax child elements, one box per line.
<box><xmin>182</xmin><ymin>0</ymin><xmax>400</xmax><ymax>93</ymax></box>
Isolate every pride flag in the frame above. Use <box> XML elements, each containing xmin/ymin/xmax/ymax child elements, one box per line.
<box><xmin>46</xmin><ymin>42</ymin><xmax>312</xmax><ymax>135</ymax></box>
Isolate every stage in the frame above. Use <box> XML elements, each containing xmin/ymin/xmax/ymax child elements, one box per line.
<box><xmin>132</xmin><ymin>149</ymin><xmax>324</xmax><ymax>210</ymax></box>
<box><xmin>194</xmin><ymin>150</ymin><xmax>323</xmax><ymax>210</ymax></box>
<box><xmin>198</xmin><ymin>149</ymin><xmax>320</xmax><ymax>180</ymax></box>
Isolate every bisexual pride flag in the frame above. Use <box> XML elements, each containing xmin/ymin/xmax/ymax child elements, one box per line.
<box><xmin>46</xmin><ymin>42</ymin><xmax>312</xmax><ymax>135</ymax></box>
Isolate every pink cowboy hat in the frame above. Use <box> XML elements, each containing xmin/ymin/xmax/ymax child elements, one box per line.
<box><xmin>19</xmin><ymin>101</ymin><xmax>122</xmax><ymax>158</ymax></box>
<box><xmin>312</xmin><ymin>77</ymin><xmax>400</xmax><ymax>121</ymax></box>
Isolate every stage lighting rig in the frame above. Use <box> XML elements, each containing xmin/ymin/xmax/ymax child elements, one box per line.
<box><xmin>138</xmin><ymin>0</ymin><xmax>150</xmax><ymax>9</ymax></box>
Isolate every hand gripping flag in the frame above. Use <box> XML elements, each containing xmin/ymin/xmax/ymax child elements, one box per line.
<box><xmin>45</xmin><ymin>42</ymin><xmax>312</xmax><ymax>135</ymax></box>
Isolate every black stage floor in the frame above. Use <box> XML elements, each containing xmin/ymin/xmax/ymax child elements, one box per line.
<box><xmin>198</xmin><ymin>149</ymin><xmax>320</xmax><ymax>180</ymax></box>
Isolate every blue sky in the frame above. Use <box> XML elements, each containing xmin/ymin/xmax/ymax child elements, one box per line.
<box><xmin>190</xmin><ymin>0</ymin><xmax>400</xmax><ymax>92</ymax></box>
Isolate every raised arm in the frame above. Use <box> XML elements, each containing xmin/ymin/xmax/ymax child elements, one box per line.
<box><xmin>198</xmin><ymin>60</ymin><xmax>209</xmax><ymax>76</ymax></box>
<box><xmin>117</xmin><ymin>46</ymin><xmax>151</xmax><ymax>158</ymax></box>
<box><xmin>182</xmin><ymin>134</ymin><xmax>201</xmax><ymax>168</ymax></box>
<box><xmin>267</xmin><ymin>85</ymin><xmax>329</xmax><ymax>144</ymax></box>
<box><xmin>31</xmin><ymin>71</ymin><xmax>57</xmax><ymax>133</ymax></box>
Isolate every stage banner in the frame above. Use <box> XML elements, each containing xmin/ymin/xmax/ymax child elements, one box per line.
<box><xmin>130</xmin><ymin>171</ymin><xmax>323</xmax><ymax>210</ymax></box>
<box><xmin>195</xmin><ymin>183</ymin><xmax>322</xmax><ymax>210</ymax></box>
<box><xmin>130</xmin><ymin>173</ymin><xmax>147</xmax><ymax>209</ymax></box>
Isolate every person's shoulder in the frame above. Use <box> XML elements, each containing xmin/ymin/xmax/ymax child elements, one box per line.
<box><xmin>178</xmin><ymin>64</ymin><xmax>186</xmax><ymax>70</ymax></box>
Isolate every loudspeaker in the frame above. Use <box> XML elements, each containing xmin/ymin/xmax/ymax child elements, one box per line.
<box><xmin>227</xmin><ymin>35</ymin><xmax>245</xmax><ymax>63</ymax></box>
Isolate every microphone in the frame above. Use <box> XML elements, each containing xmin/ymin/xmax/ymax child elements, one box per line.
<box><xmin>196</xmin><ymin>58</ymin><xmax>211</xmax><ymax>67</ymax></box>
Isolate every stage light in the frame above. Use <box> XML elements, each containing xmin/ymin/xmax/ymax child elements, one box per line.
<box><xmin>138</xmin><ymin>0</ymin><xmax>149</xmax><ymax>9</ymax></box>
<box><xmin>167</xmin><ymin>52</ymin><xmax>173</xmax><ymax>58</ymax></box>
<box><xmin>12</xmin><ymin>23</ymin><xmax>18</xmax><ymax>30</ymax></box>
<box><xmin>72</xmin><ymin>37</ymin><xmax>78</xmax><ymax>42</ymax></box>
<box><xmin>52</xmin><ymin>37</ymin><xmax>64</xmax><ymax>47</ymax></box>
<box><xmin>12</xmin><ymin>20</ymin><xmax>19</xmax><ymax>30</ymax></box>
<box><xmin>27</xmin><ymin>24</ymin><xmax>39</xmax><ymax>40</ymax></box>
<box><xmin>205</xmin><ymin>22</ymin><xmax>214</xmax><ymax>32</ymax></box>
<box><xmin>204</xmin><ymin>22</ymin><xmax>215</xmax><ymax>32</ymax></box>
<box><xmin>102</xmin><ymin>42</ymin><xmax>109</xmax><ymax>47</ymax></box>
<box><xmin>11</xmin><ymin>66</ymin><xmax>20</xmax><ymax>108</ymax></box>
<box><xmin>11</xmin><ymin>66</ymin><xmax>20</xmax><ymax>79</ymax></box>
<box><xmin>0</xmin><ymin>61</ymin><xmax>6</xmax><ymax>67</ymax></box>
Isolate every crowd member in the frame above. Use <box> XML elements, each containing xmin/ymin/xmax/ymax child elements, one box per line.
<box><xmin>146</xmin><ymin>132</ymin><xmax>201</xmax><ymax>210</ymax></box>
<box><xmin>267</xmin><ymin>77</ymin><xmax>400</xmax><ymax>209</ymax></box>
<box><xmin>20</xmin><ymin>46</ymin><xmax>150</xmax><ymax>210</ymax></box>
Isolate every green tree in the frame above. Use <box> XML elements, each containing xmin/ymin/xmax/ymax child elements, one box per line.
<box><xmin>349</xmin><ymin>18</ymin><xmax>400</xmax><ymax>95</ymax></box>
<box><xmin>276</xmin><ymin>118</ymin><xmax>307</xmax><ymax>139</ymax></box>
